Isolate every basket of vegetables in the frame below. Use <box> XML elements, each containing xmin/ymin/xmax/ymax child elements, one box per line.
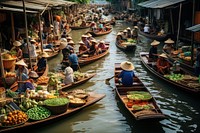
<box><xmin>44</xmin><ymin>98</ymin><xmax>69</xmax><ymax>114</ymax></box>
<box><xmin>2</xmin><ymin>53</ymin><xmax>17</xmax><ymax>70</ymax></box>
<box><xmin>27</xmin><ymin>106</ymin><xmax>51</xmax><ymax>121</ymax></box>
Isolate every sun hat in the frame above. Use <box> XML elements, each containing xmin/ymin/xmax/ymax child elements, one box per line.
<box><xmin>126</xmin><ymin>27</ymin><xmax>131</xmax><ymax>30</ymax></box>
<box><xmin>50</xmin><ymin>24</ymin><xmax>54</xmax><ymax>28</ymax></box>
<box><xmin>87</xmin><ymin>33</ymin><xmax>92</xmax><ymax>37</ymax></box>
<box><xmin>120</xmin><ymin>61</ymin><xmax>135</xmax><ymax>71</ymax></box>
<box><xmin>60</xmin><ymin>38</ymin><xmax>67</xmax><ymax>42</ymax></box>
<box><xmin>30</xmin><ymin>39</ymin><xmax>36</xmax><ymax>43</ymax></box>
<box><xmin>66</xmin><ymin>36</ymin><xmax>72</xmax><ymax>40</ymax></box>
<box><xmin>81</xmin><ymin>35</ymin><xmax>88</xmax><ymax>38</ymax></box>
<box><xmin>59</xmin><ymin>39</ymin><xmax>68</xmax><ymax>50</ymax></box>
<box><xmin>134</xmin><ymin>26</ymin><xmax>138</xmax><ymax>29</ymax></box>
<box><xmin>41</xmin><ymin>52</ymin><xmax>49</xmax><ymax>58</ymax></box>
<box><xmin>164</xmin><ymin>38</ymin><xmax>174</xmax><ymax>44</ymax></box>
<box><xmin>159</xmin><ymin>53</ymin><xmax>168</xmax><ymax>58</ymax></box>
<box><xmin>99</xmin><ymin>40</ymin><xmax>105</xmax><ymax>44</ymax></box>
<box><xmin>91</xmin><ymin>39</ymin><xmax>97</xmax><ymax>43</ymax></box>
<box><xmin>151</xmin><ymin>40</ymin><xmax>160</xmax><ymax>46</ymax></box>
<box><xmin>78</xmin><ymin>41</ymin><xmax>85</xmax><ymax>45</ymax></box>
<box><xmin>13</xmin><ymin>41</ymin><xmax>22</xmax><ymax>47</ymax></box>
<box><xmin>68</xmin><ymin>40</ymin><xmax>74</xmax><ymax>44</ymax></box>
<box><xmin>29</xmin><ymin>71</ymin><xmax>39</xmax><ymax>78</ymax></box>
<box><xmin>123</xmin><ymin>30</ymin><xmax>127</xmax><ymax>33</ymax></box>
<box><xmin>15</xmin><ymin>59</ymin><xmax>28</xmax><ymax>67</ymax></box>
<box><xmin>117</xmin><ymin>32</ymin><xmax>122</xmax><ymax>36</ymax></box>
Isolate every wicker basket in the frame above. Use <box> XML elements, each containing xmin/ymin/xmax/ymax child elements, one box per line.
<box><xmin>3</xmin><ymin>58</ymin><xmax>16</xmax><ymax>69</ymax></box>
<box><xmin>4</xmin><ymin>77</ymin><xmax>16</xmax><ymax>86</ymax></box>
<box><xmin>45</xmin><ymin>103</ymin><xmax>69</xmax><ymax>115</ymax></box>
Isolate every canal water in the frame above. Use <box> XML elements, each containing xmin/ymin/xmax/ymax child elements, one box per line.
<box><xmin>30</xmin><ymin>15</ymin><xmax>200</xmax><ymax>133</ymax></box>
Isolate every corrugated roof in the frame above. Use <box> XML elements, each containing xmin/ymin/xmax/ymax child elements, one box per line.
<box><xmin>26</xmin><ymin>0</ymin><xmax>77</xmax><ymax>7</ymax></box>
<box><xmin>0</xmin><ymin>6</ymin><xmax>38</xmax><ymax>13</ymax></box>
<box><xmin>0</xmin><ymin>1</ymin><xmax>48</xmax><ymax>11</ymax></box>
<box><xmin>138</xmin><ymin>0</ymin><xmax>185</xmax><ymax>9</ymax></box>
<box><xmin>186</xmin><ymin>24</ymin><xmax>200</xmax><ymax>32</ymax></box>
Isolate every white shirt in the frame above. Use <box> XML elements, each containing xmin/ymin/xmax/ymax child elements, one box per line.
<box><xmin>29</xmin><ymin>44</ymin><xmax>37</xmax><ymax>58</ymax></box>
<box><xmin>144</xmin><ymin>26</ymin><xmax>150</xmax><ymax>33</ymax></box>
<box><xmin>63</xmin><ymin>66</ymin><xmax>74</xmax><ymax>85</ymax></box>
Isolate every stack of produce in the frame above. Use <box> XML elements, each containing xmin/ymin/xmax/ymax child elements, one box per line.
<box><xmin>18</xmin><ymin>98</ymin><xmax>44</xmax><ymax>111</ymax></box>
<box><xmin>37</xmin><ymin>76</ymin><xmax>49</xmax><ymax>85</ymax></box>
<box><xmin>164</xmin><ymin>74</ymin><xmax>184</xmax><ymax>81</ymax></box>
<box><xmin>27</xmin><ymin>106</ymin><xmax>51</xmax><ymax>120</ymax></box>
<box><xmin>27</xmin><ymin>90</ymin><xmax>57</xmax><ymax>100</ymax></box>
<box><xmin>73</xmin><ymin>72</ymin><xmax>88</xmax><ymax>81</ymax></box>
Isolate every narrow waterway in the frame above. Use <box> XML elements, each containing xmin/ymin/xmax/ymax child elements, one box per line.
<box><xmin>30</xmin><ymin>15</ymin><xmax>200</xmax><ymax>133</ymax></box>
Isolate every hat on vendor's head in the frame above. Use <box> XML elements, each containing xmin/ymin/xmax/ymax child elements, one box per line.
<box><xmin>68</xmin><ymin>40</ymin><xmax>75</xmax><ymax>45</ymax></box>
<box><xmin>134</xmin><ymin>26</ymin><xmax>138</xmax><ymax>29</ymax></box>
<box><xmin>59</xmin><ymin>39</ymin><xmax>68</xmax><ymax>50</ymax></box>
<box><xmin>151</xmin><ymin>40</ymin><xmax>160</xmax><ymax>46</ymax></box>
<box><xmin>78</xmin><ymin>41</ymin><xmax>85</xmax><ymax>45</ymax></box>
<box><xmin>165</xmin><ymin>38</ymin><xmax>174</xmax><ymax>44</ymax></box>
<box><xmin>99</xmin><ymin>40</ymin><xmax>105</xmax><ymax>44</ymax></box>
<box><xmin>15</xmin><ymin>59</ymin><xmax>28</xmax><ymax>67</ymax></box>
<box><xmin>126</xmin><ymin>27</ymin><xmax>131</xmax><ymax>30</ymax></box>
<box><xmin>29</xmin><ymin>71</ymin><xmax>39</xmax><ymax>79</ymax></box>
<box><xmin>41</xmin><ymin>52</ymin><xmax>49</xmax><ymax>58</ymax></box>
<box><xmin>91</xmin><ymin>39</ymin><xmax>98</xmax><ymax>44</ymax></box>
<box><xmin>159</xmin><ymin>53</ymin><xmax>168</xmax><ymax>58</ymax></box>
<box><xmin>120</xmin><ymin>61</ymin><xmax>135</xmax><ymax>71</ymax></box>
<box><xmin>117</xmin><ymin>32</ymin><xmax>122</xmax><ymax>36</ymax></box>
<box><xmin>123</xmin><ymin>30</ymin><xmax>127</xmax><ymax>33</ymax></box>
<box><xmin>30</xmin><ymin>39</ymin><xmax>36</xmax><ymax>43</ymax></box>
<box><xmin>81</xmin><ymin>35</ymin><xmax>88</xmax><ymax>38</ymax></box>
<box><xmin>13</xmin><ymin>41</ymin><xmax>22</xmax><ymax>47</ymax></box>
<box><xmin>50</xmin><ymin>24</ymin><xmax>54</xmax><ymax>28</ymax></box>
<box><xmin>66</xmin><ymin>36</ymin><xmax>72</xmax><ymax>40</ymax></box>
<box><xmin>87</xmin><ymin>33</ymin><xmax>92</xmax><ymax>37</ymax></box>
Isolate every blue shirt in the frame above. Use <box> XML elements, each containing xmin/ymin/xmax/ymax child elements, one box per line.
<box><xmin>68</xmin><ymin>53</ymin><xmax>78</xmax><ymax>65</ymax></box>
<box><xmin>118</xmin><ymin>70</ymin><xmax>135</xmax><ymax>86</ymax></box>
<box><xmin>37</xmin><ymin>57</ymin><xmax>47</xmax><ymax>71</ymax></box>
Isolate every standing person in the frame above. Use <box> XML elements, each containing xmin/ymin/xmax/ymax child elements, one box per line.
<box><xmin>144</xmin><ymin>24</ymin><xmax>150</xmax><ymax>34</ymax></box>
<box><xmin>68</xmin><ymin>50</ymin><xmax>79</xmax><ymax>71</ymax></box>
<box><xmin>156</xmin><ymin>53</ymin><xmax>170</xmax><ymax>74</ymax></box>
<box><xmin>11</xmin><ymin>41</ymin><xmax>23</xmax><ymax>60</ymax></box>
<box><xmin>195</xmin><ymin>47</ymin><xmax>200</xmax><ymax>77</ymax></box>
<box><xmin>29</xmin><ymin>39</ymin><xmax>37</xmax><ymax>58</ymax></box>
<box><xmin>63</xmin><ymin>61</ymin><xmax>74</xmax><ymax>85</ymax></box>
<box><xmin>149</xmin><ymin>40</ymin><xmax>160</xmax><ymax>62</ymax></box>
<box><xmin>53</xmin><ymin>17</ymin><xmax>59</xmax><ymax>35</ymax></box>
<box><xmin>118</xmin><ymin>61</ymin><xmax>135</xmax><ymax>86</ymax></box>
<box><xmin>132</xmin><ymin>26</ymin><xmax>138</xmax><ymax>41</ymax></box>
<box><xmin>37</xmin><ymin>52</ymin><xmax>48</xmax><ymax>72</ymax></box>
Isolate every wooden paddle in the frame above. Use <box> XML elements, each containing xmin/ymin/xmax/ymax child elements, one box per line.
<box><xmin>105</xmin><ymin>75</ymin><xmax>115</xmax><ymax>85</ymax></box>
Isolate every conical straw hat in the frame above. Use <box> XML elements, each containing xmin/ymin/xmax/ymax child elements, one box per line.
<box><xmin>159</xmin><ymin>53</ymin><xmax>168</xmax><ymax>58</ymax></box>
<box><xmin>59</xmin><ymin>40</ymin><xmax>68</xmax><ymax>50</ymax></box>
<box><xmin>151</xmin><ymin>40</ymin><xmax>160</xmax><ymax>46</ymax></box>
<box><xmin>13</xmin><ymin>41</ymin><xmax>22</xmax><ymax>47</ymax></box>
<box><xmin>68</xmin><ymin>40</ymin><xmax>75</xmax><ymax>45</ymax></box>
<box><xmin>15</xmin><ymin>59</ymin><xmax>28</xmax><ymax>67</ymax></box>
<box><xmin>29</xmin><ymin>71</ymin><xmax>39</xmax><ymax>78</ymax></box>
<box><xmin>66</xmin><ymin>37</ymin><xmax>72</xmax><ymax>40</ymax></box>
<box><xmin>164</xmin><ymin>38</ymin><xmax>174</xmax><ymax>44</ymax></box>
<box><xmin>41</xmin><ymin>52</ymin><xmax>49</xmax><ymax>58</ymax></box>
<box><xmin>120</xmin><ymin>61</ymin><xmax>135</xmax><ymax>71</ymax></box>
<box><xmin>78</xmin><ymin>41</ymin><xmax>85</xmax><ymax>45</ymax></box>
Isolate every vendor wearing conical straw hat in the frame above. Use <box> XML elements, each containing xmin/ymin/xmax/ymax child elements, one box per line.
<box><xmin>163</xmin><ymin>38</ymin><xmax>175</xmax><ymax>54</ymax></box>
<box><xmin>149</xmin><ymin>40</ymin><xmax>160</xmax><ymax>61</ymax></box>
<box><xmin>11</xmin><ymin>41</ymin><xmax>23</xmax><ymax>60</ymax></box>
<box><xmin>156</xmin><ymin>53</ymin><xmax>170</xmax><ymax>75</ymax></box>
<box><xmin>118</xmin><ymin>61</ymin><xmax>135</xmax><ymax>86</ymax></box>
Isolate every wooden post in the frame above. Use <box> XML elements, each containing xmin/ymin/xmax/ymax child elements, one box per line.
<box><xmin>10</xmin><ymin>13</ymin><xmax>15</xmax><ymax>42</ymax></box>
<box><xmin>0</xmin><ymin>42</ymin><xmax>5</xmax><ymax>78</ymax></box>
<box><xmin>170</xmin><ymin>9</ymin><xmax>174</xmax><ymax>34</ymax></box>
<box><xmin>22</xmin><ymin>0</ymin><xmax>32</xmax><ymax>70</ymax></box>
<box><xmin>191</xmin><ymin>0</ymin><xmax>195</xmax><ymax>66</ymax></box>
<box><xmin>38</xmin><ymin>13</ymin><xmax>43</xmax><ymax>53</ymax></box>
<box><xmin>176</xmin><ymin>3</ymin><xmax>182</xmax><ymax>50</ymax></box>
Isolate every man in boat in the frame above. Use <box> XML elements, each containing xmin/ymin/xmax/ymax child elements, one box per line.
<box><xmin>126</xmin><ymin>27</ymin><xmax>132</xmax><ymax>38</ymax></box>
<box><xmin>122</xmin><ymin>30</ymin><xmax>128</xmax><ymax>40</ymax></box>
<box><xmin>80</xmin><ymin>20</ymin><xmax>87</xmax><ymax>27</ymax></box>
<box><xmin>86</xmin><ymin>33</ymin><xmax>95</xmax><ymax>41</ymax></box>
<box><xmin>81</xmin><ymin>35</ymin><xmax>91</xmax><ymax>49</ymax></box>
<box><xmin>59</xmin><ymin>38</ymin><xmax>73</xmax><ymax>61</ymax></box>
<box><xmin>195</xmin><ymin>47</ymin><xmax>200</xmax><ymax>77</ymax></box>
<box><xmin>62</xmin><ymin>61</ymin><xmax>74</xmax><ymax>85</ymax></box>
<box><xmin>163</xmin><ymin>38</ymin><xmax>175</xmax><ymax>55</ymax></box>
<box><xmin>89</xmin><ymin>40</ymin><xmax>99</xmax><ymax>55</ymax></box>
<box><xmin>116</xmin><ymin>32</ymin><xmax>124</xmax><ymax>44</ymax></box>
<box><xmin>37</xmin><ymin>52</ymin><xmax>48</xmax><ymax>72</ymax></box>
<box><xmin>66</xmin><ymin>36</ymin><xmax>72</xmax><ymax>43</ymax></box>
<box><xmin>118</xmin><ymin>61</ymin><xmax>135</xmax><ymax>86</ymax></box>
<box><xmin>149</xmin><ymin>40</ymin><xmax>160</xmax><ymax>62</ymax></box>
<box><xmin>98</xmin><ymin>40</ymin><xmax>107</xmax><ymax>53</ymax></box>
<box><xmin>79</xmin><ymin>41</ymin><xmax>88</xmax><ymax>55</ymax></box>
<box><xmin>156</xmin><ymin>53</ymin><xmax>170</xmax><ymax>75</ymax></box>
<box><xmin>68</xmin><ymin>50</ymin><xmax>79</xmax><ymax>71</ymax></box>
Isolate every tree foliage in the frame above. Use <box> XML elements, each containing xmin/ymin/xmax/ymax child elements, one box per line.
<box><xmin>66</xmin><ymin>0</ymin><xmax>91</xmax><ymax>4</ymax></box>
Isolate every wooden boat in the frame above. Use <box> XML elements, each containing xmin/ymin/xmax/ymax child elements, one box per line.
<box><xmin>115</xmin><ymin>41</ymin><xmax>136</xmax><ymax>52</ymax></box>
<box><xmin>78</xmin><ymin>44</ymin><xmax>109</xmax><ymax>66</ymax></box>
<box><xmin>114</xmin><ymin>63</ymin><xmax>166</xmax><ymax>120</ymax></box>
<box><xmin>60</xmin><ymin>73</ymin><xmax>96</xmax><ymax>91</ymax></box>
<box><xmin>138</xmin><ymin>28</ymin><xmax>167</xmax><ymax>41</ymax></box>
<box><xmin>162</xmin><ymin>50</ymin><xmax>195</xmax><ymax>75</ymax></box>
<box><xmin>0</xmin><ymin>92</ymin><xmax>105</xmax><ymax>133</ymax></box>
<box><xmin>70</xmin><ymin>24</ymin><xmax>90</xmax><ymax>30</ymax></box>
<box><xmin>140</xmin><ymin>52</ymin><xmax>200</xmax><ymax>95</ymax></box>
<box><xmin>44</xmin><ymin>49</ymin><xmax>60</xmax><ymax>60</ymax></box>
<box><xmin>87</xmin><ymin>28</ymin><xmax>112</xmax><ymax>37</ymax></box>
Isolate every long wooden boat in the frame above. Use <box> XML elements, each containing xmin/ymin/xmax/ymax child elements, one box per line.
<box><xmin>115</xmin><ymin>41</ymin><xmax>136</xmax><ymax>52</ymax></box>
<box><xmin>162</xmin><ymin>50</ymin><xmax>195</xmax><ymax>75</ymax></box>
<box><xmin>60</xmin><ymin>73</ymin><xmax>96</xmax><ymax>91</ymax></box>
<box><xmin>114</xmin><ymin>63</ymin><xmax>166</xmax><ymax>120</ymax></box>
<box><xmin>70</xmin><ymin>25</ymin><xmax>90</xmax><ymax>30</ymax></box>
<box><xmin>0</xmin><ymin>92</ymin><xmax>105</xmax><ymax>133</ymax></box>
<box><xmin>87</xmin><ymin>28</ymin><xmax>112</xmax><ymax>37</ymax></box>
<box><xmin>78</xmin><ymin>44</ymin><xmax>109</xmax><ymax>66</ymax></box>
<box><xmin>138</xmin><ymin>28</ymin><xmax>167</xmax><ymax>41</ymax></box>
<box><xmin>140</xmin><ymin>52</ymin><xmax>200</xmax><ymax>95</ymax></box>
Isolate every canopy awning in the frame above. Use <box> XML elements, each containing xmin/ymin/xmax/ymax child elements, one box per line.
<box><xmin>186</xmin><ymin>24</ymin><xmax>200</xmax><ymax>32</ymax></box>
<box><xmin>138</xmin><ymin>0</ymin><xmax>185</xmax><ymax>9</ymax></box>
<box><xmin>0</xmin><ymin>6</ymin><xmax>38</xmax><ymax>13</ymax></box>
<box><xmin>26</xmin><ymin>0</ymin><xmax>77</xmax><ymax>7</ymax></box>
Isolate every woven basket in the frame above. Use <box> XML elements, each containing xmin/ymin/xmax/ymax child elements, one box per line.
<box><xmin>3</xmin><ymin>58</ymin><xmax>16</xmax><ymax>69</ymax></box>
<box><xmin>0</xmin><ymin>87</ymin><xmax>6</xmax><ymax>98</ymax></box>
<box><xmin>5</xmin><ymin>77</ymin><xmax>16</xmax><ymax>86</ymax></box>
<box><xmin>45</xmin><ymin>103</ymin><xmax>69</xmax><ymax>115</ymax></box>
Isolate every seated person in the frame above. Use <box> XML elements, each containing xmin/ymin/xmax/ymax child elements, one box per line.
<box><xmin>116</xmin><ymin>33</ymin><xmax>124</xmax><ymax>44</ymax></box>
<box><xmin>78</xmin><ymin>41</ymin><xmax>88</xmax><ymax>55</ymax></box>
<box><xmin>118</xmin><ymin>61</ymin><xmax>135</xmax><ymax>86</ymax></box>
<box><xmin>37</xmin><ymin>52</ymin><xmax>48</xmax><ymax>71</ymax></box>
<box><xmin>68</xmin><ymin>50</ymin><xmax>79</xmax><ymax>71</ymax></box>
<box><xmin>89</xmin><ymin>40</ymin><xmax>98</xmax><ymax>55</ymax></box>
<box><xmin>63</xmin><ymin>62</ymin><xmax>74</xmax><ymax>85</ymax></box>
<box><xmin>149</xmin><ymin>40</ymin><xmax>160</xmax><ymax>62</ymax></box>
<box><xmin>98</xmin><ymin>40</ymin><xmax>107</xmax><ymax>53</ymax></box>
<box><xmin>163</xmin><ymin>38</ymin><xmax>175</xmax><ymax>54</ymax></box>
<box><xmin>144</xmin><ymin>24</ymin><xmax>150</xmax><ymax>34</ymax></box>
<box><xmin>156</xmin><ymin>53</ymin><xmax>170</xmax><ymax>75</ymax></box>
<box><xmin>80</xmin><ymin>20</ymin><xmax>87</xmax><ymax>27</ymax></box>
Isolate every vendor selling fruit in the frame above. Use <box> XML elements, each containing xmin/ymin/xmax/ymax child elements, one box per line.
<box><xmin>156</xmin><ymin>53</ymin><xmax>170</xmax><ymax>75</ymax></box>
<box><xmin>11</xmin><ymin>41</ymin><xmax>23</xmax><ymax>60</ymax></box>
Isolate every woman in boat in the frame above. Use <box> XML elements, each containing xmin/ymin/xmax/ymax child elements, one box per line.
<box><xmin>18</xmin><ymin>71</ymin><xmax>39</xmax><ymax>94</ymax></box>
<box><xmin>66</xmin><ymin>36</ymin><xmax>72</xmax><ymax>43</ymax></box>
<box><xmin>89</xmin><ymin>39</ymin><xmax>98</xmax><ymax>55</ymax></box>
<box><xmin>68</xmin><ymin>50</ymin><xmax>79</xmax><ymax>71</ymax></box>
<box><xmin>37</xmin><ymin>52</ymin><xmax>48</xmax><ymax>72</ymax></box>
<box><xmin>116</xmin><ymin>32</ymin><xmax>124</xmax><ymax>44</ymax></box>
<box><xmin>15</xmin><ymin>59</ymin><xmax>29</xmax><ymax>89</ymax></box>
<box><xmin>11</xmin><ymin>41</ymin><xmax>23</xmax><ymax>60</ymax></box>
<box><xmin>79</xmin><ymin>41</ymin><xmax>88</xmax><ymax>55</ymax></box>
<box><xmin>86</xmin><ymin>33</ymin><xmax>95</xmax><ymax>41</ymax></box>
<box><xmin>122</xmin><ymin>30</ymin><xmax>128</xmax><ymax>40</ymax></box>
<box><xmin>63</xmin><ymin>61</ymin><xmax>74</xmax><ymax>85</ymax></box>
<box><xmin>29</xmin><ymin>39</ymin><xmax>37</xmax><ymax>58</ymax></box>
<box><xmin>80</xmin><ymin>20</ymin><xmax>87</xmax><ymax>27</ymax></box>
<box><xmin>149</xmin><ymin>40</ymin><xmax>160</xmax><ymax>62</ymax></box>
<box><xmin>195</xmin><ymin>47</ymin><xmax>200</xmax><ymax>76</ymax></box>
<box><xmin>81</xmin><ymin>35</ymin><xmax>91</xmax><ymax>48</ymax></box>
<box><xmin>163</xmin><ymin>38</ymin><xmax>175</xmax><ymax>55</ymax></box>
<box><xmin>126</xmin><ymin>27</ymin><xmax>132</xmax><ymax>38</ymax></box>
<box><xmin>156</xmin><ymin>53</ymin><xmax>170</xmax><ymax>75</ymax></box>
<box><xmin>90</xmin><ymin>21</ymin><xmax>97</xmax><ymax>32</ymax></box>
<box><xmin>118</xmin><ymin>61</ymin><xmax>135</xmax><ymax>86</ymax></box>
<box><xmin>98</xmin><ymin>40</ymin><xmax>107</xmax><ymax>53</ymax></box>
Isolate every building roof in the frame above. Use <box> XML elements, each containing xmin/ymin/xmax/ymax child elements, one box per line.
<box><xmin>186</xmin><ymin>24</ymin><xmax>200</xmax><ymax>32</ymax></box>
<box><xmin>138</xmin><ymin>0</ymin><xmax>185</xmax><ymax>9</ymax></box>
<box><xmin>26</xmin><ymin>0</ymin><xmax>77</xmax><ymax>7</ymax></box>
<box><xmin>0</xmin><ymin>6</ymin><xmax>38</xmax><ymax>13</ymax></box>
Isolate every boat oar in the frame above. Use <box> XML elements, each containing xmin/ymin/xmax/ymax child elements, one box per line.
<box><xmin>105</xmin><ymin>75</ymin><xmax>115</xmax><ymax>85</ymax></box>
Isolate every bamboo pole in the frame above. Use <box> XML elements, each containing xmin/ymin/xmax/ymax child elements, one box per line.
<box><xmin>176</xmin><ymin>3</ymin><xmax>182</xmax><ymax>50</ymax></box>
<box><xmin>11</xmin><ymin>13</ymin><xmax>15</xmax><ymax>42</ymax></box>
<box><xmin>191</xmin><ymin>0</ymin><xmax>195</xmax><ymax>66</ymax></box>
<box><xmin>22</xmin><ymin>0</ymin><xmax>32</xmax><ymax>70</ymax></box>
<box><xmin>0</xmin><ymin>42</ymin><xmax>5</xmax><ymax>78</ymax></box>
<box><xmin>170</xmin><ymin>9</ymin><xmax>174</xmax><ymax>34</ymax></box>
<box><xmin>38</xmin><ymin>13</ymin><xmax>43</xmax><ymax>53</ymax></box>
